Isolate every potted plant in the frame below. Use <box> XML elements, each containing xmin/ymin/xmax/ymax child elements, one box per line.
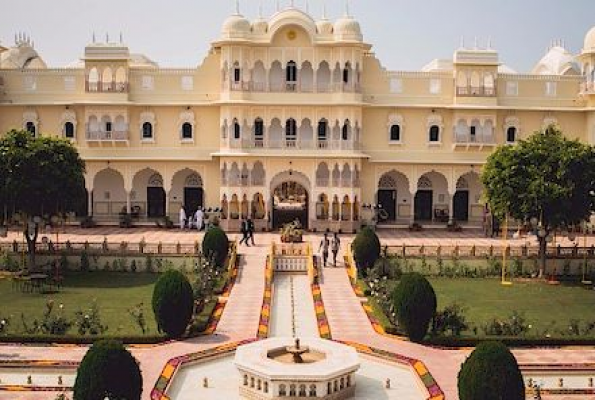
<box><xmin>280</xmin><ymin>221</ymin><xmax>303</xmax><ymax>243</ymax></box>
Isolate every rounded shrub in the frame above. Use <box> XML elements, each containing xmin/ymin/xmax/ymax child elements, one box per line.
<box><xmin>352</xmin><ymin>227</ymin><xmax>381</xmax><ymax>275</ymax></box>
<box><xmin>73</xmin><ymin>339</ymin><xmax>142</xmax><ymax>400</ymax></box>
<box><xmin>458</xmin><ymin>341</ymin><xmax>524</xmax><ymax>400</ymax></box>
<box><xmin>391</xmin><ymin>272</ymin><xmax>437</xmax><ymax>342</ymax></box>
<box><xmin>202</xmin><ymin>226</ymin><xmax>229</xmax><ymax>268</ymax></box>
<box><xmin>152</xmin><ymin>269</ymin><xmax>194</xmax><ymax>338</ymax></box>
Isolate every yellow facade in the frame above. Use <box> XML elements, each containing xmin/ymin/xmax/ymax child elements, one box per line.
<box><xmin>1</xmin><ymin>9</ymin><xmax>595</xmax><ymax>231</ymax></box>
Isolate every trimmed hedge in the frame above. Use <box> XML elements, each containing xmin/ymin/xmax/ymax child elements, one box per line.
<box><xmin>202</xmin><ymin>226</ymin><xmax>229</xmax><ymax>268</ymax></box>
<box><xmin>352</xmin><ymin>227</ymin><xmax>381</xmax><ymax>274</ymax></box>
<box><xmin>73</xmin><ymin>339</ymin><xmax>142</xmax><ymax>400</ymax></box>
<box><xmin>152</xmin><ymin>270</ymin><xmax>194</xmax><ymax>338</ymax></box>
<box><xmin>458</xmin><ymin>341</ymin><xmax>524</xmax><ymax>400</ymax></box>
<box><xmin>391</xmin><ymin>272</ymin><xmax>437</xmax><ymax>342</ymax></box>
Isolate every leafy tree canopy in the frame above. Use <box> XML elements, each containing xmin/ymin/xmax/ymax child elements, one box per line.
<box><xmin>482</xmin><ymin>126</ymin><xmax>595</xmax><ymax>230</ymax></box>
<box><xmin>0</xmin><ymin>129</ymin><xmax>86</xmax><ymax>219</ymax></box>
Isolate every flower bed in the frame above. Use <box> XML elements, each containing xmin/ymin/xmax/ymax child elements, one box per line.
<box><xmin>257</xmin><ymin>255</ymin><xmax>273</xmax><ymax>339</ymax></box>
<box><xmin>311</xmin><ymin>283</ymin><xmax>331</xmax><ymax>339</ymax></box>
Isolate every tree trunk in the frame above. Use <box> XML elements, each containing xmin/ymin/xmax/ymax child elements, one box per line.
<box><xmin>24</xmin><ymin>222</ymin><xmax>38</xmax><ymax>272</ymax></box>
<box><xmin>538</xmin><ymin>236</ymin><xmax>547</xmax><ymax>279</ymax></box>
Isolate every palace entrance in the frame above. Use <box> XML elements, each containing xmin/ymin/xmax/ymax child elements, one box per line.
<box><xmin>271</xmin><ymin>181</ymin><xmax>309</xmax><ymax>230</ymax></box>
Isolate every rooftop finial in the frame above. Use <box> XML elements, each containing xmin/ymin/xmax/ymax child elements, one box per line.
<box><xmin>290</xmin><ymin>0</ymin><xmax>295</xmax><ymax>8</ymax></box>
<box><xmin>487</xmin><ymin>36</ymin><xmax>492</xmax><ymax>49</ymax></box>
<box><xmin>106</xmin><ymin>32</ymin><xmax>109</xmax><ymax>43</ymax></box>
<box><xmin>305</xmin><ymin>0</ymin><xmax>309</xmax><ymax>13</ymax></box>
<box><xmin>345</xmin><ymin>0</ymin><xmax>351</xmax><ymax>16</ymax></box>
<box><xmin>234</xmin><ymin>0</ymin><xmax>240</xmax><ymax>15</ymax></box>
<box><xmin>460</xmin><ymin>36</ymin><xmax>465</xmax><ymax>48</ymax></box>
<box><xmin>258</xmin><ymin>0</ymin><xmax>263</xmax><ymax>18</ymax></box>
<box><xmin>119</xmin><ymin>32</ymin><xmax>123</xmax><ymax>43</ymax></box>
<box><xmin>92</xmin><ymin>31</ymin><xmax>96</xmax><ymax>43</ymax></box>
<box><xmin>322</xmin><ymin>0</ymin><xmax>327</xmax><ymax>19</ymax></box>
<box><xmin>474</xmin><ymin>36</ymin><xmax>478</xmax><ymax>49</ymax></box>
<box><xmin>276</xmin><ymin>0</ymin><xmax>280</xmax><ymax>12</ymax></box>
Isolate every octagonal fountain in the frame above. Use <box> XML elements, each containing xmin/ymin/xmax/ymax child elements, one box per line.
<box><xmin>235</xmin><ymin>337</ymin><xmax>360</xmax><ymax>399</ymax></box>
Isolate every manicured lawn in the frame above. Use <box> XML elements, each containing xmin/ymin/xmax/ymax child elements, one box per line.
<box><xmin>431</xmin><ymin>278</ymin><xmax>595</xmax><ymax>335</ymax></box>
<box><xmin>0</xmin><ymin>272</ymin><xmax>159</xmax><ymax>336</ymax></box>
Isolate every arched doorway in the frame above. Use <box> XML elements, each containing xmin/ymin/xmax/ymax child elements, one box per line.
<box><xmin>454</xmin><ymin>177</ymin><xmax>470</xmax><ymax>222</ymax></box>
<box><xmin>171</xmin><ymin>169</ymin><xmax>204</xmax><ymax>217</ymax></box>
<box><xmin>271</xmin><ymin>181</ymin><xmax>309</xmax><ymax>229</ymax></box>
<box><xmin>147</xmin><ymin>173</ymin><xmax>165</xmax><ymax>218</ymax></box>
<box><xmin>377</xmin><ymin>170</ymin><xmax>410</xmax><ymax>223</ymax></box>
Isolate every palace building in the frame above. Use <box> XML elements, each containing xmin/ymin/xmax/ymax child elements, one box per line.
<box><xmin>1</xmin><ymin>6</ymin><xmax>595</xmax><ymax>231</ymax></box>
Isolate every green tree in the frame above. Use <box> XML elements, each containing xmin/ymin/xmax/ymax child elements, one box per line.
<box><xmin>0</xmin><ymin>130</ymin><xmax>86</xmax><ymax>270</ymax></box>
<box><xmin>73</xmin><ymin>339</ymin><xmax>142</xmax><ymax>400</ymax></box>
<box><xmin>352</xmin><ymin>227</ymin><xmax>381</xmax><ymax>276</ymax></box>
<box><xmin>202</xmin><ymin>226</ymin><xmax>229</xmax><ymax>268</ymax></box>
<box><xmin>458</xmin><ymin>341</ymin><xmax>524</xmax><ymax>400</ymax></box>
<box><xmin>152</xmin><ymin>269</ymin><xmax>194</xmax><ymax>338</ymax></box>
<box><xmin>482</xmin><ymin>126</ymin><xmax>595</xmax><ymax>276</ymax></box>
<box><xmin>391</xmin><ymin>272</ymin><xmax>437</xmax><ymax>342</ymax></box>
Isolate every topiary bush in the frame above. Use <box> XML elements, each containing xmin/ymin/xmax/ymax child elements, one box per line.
<box><xmin>391</xmin><ymin>272</ymin><xmax>437</xmax><ymax>342</ymax></box>
<box><xmin>73</xmin><ymin>339</ymin><xmax>142</xmax><ymax>400</ymax></box>
<box><xmin>152</xmin><ymin>270</ymin><xmax>194</xmax><ymax>338</ymax></box>
<box><xmin>202</xmin><ymin>226</ymin><xmax>229</xmax><ymax>268</ymax></box>
<box><xmin>352</xmin><ymin>227</ymin><xmax>381</xmax><ymax>275</ymax></box>
<box><xmin>458</xmin><ymin>341</ymin><xmax>524</xmax><ymax>400</ymax></box>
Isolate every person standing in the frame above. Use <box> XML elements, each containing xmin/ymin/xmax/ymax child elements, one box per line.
<box><xmin>319</xmin><ymin>233</ymin><xmax>330</xmax><ymax>267</ymax></box>
<box><xmin>247</xmin><ymin>216</ymin><xmax>255</xmax><ymax>246</ymax></box>
<box><xmin>179</xmin><ymin>206</ymin><xmax>187</xmax><ymax>230</ymax></box>
<box><xmin>331</xmin><ymin>232</ymin><xmax>341</xmax><ymax>267</ymax></box>
<box><xmin>239</xmin><ymin>217</ymin><xmax>250</xmax><ymax>246</ymax></box>
<box><xmin>195</xmin><ymin>207</ymin><xmax>204</xmax><ymax>231</ymax></box>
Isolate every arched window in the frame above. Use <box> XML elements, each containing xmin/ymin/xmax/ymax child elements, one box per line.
<box><xmin>506</xmin><ymin>126</ymin><xmax>517</xmax><ymax>143</ymax></box>
<box><xmin>286</xmin><ymin>118</ymin><xmax>297</xmax><ymax>141</ymax></box>
<box><xmin>342</xmin><ymin>120</ymin><xmax>350</xmax><ymax>141</ymax></box>
<box><xmin>254</xmin><ymin>118</ymin><xmax>264</xmax><ymax>139</ymax></box>
<box><xmin>390</xmin><ymin>125</ymin><xmax>400</xmax><ymax>142</ymax></box>
<box><xmin>309</xmin><ymin>384</ymin><xmax>317</xmax><ymax>397</ymax></box>
<box><xmin>142</xmin><ymin>122</ymin><xmax>153</xmax><ymax>139</ymax></box>
<box><xmin>286</xmin><ymin>61</ymin><xmax>297</xmax><ymax>82</ymax></box>
<box><xmin>279</xmin><ymin>384</ymin><xmax>287</xmax><ymax>396</ymax></box>
<box><xmin>26</xmin><ymin>121</ymin><xmax>36</xmax><ymax>136</ymax></box>
<box><xmin>318</xmin><ymin>119</ymin><xmax>328</xmax><ymax>141</ymax></box>
<box><xmin>64</xmin><ymin>122</ymin><xmax>75</xmax><ymax>139</ymax></box>
<box><xmin>233</xmin><ymin>119</ymin><xmax>241</xmax><ymax>140</ymax></box>
<box><xmin>343</xmin><ymin>63</ymin><xmax>351</xmax><ymax>83</ymax></box>
<box><xmin>233</xmin><ymin>63</ymin><xmax>241</xmax><ymax>83</ymax></box>
<box><xmin>429</xmin><ymin>125</ymin><xmax>440</xmax><ymax>142</ymax></box>
<box><xmin>182</xmin><ymin>122</ymin><xmax>193</xmax><ymax>139</ymax></box>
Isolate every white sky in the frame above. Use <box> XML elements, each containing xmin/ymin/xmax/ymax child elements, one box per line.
<box><xmin>2</xmin><ymin>0</ymin><xmax>594</xmax><ymax>72</ymax></box>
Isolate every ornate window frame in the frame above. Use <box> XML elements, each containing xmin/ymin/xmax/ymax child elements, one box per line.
<box><xmin>426</xmin><ymin>114</ymin><xmax>443</xmax><ymax>146</ymax></box>
<box><xmin>140</xmin><ymin>111</ymin><xmax>156</xmax><ymax>143</ymax></box>
<box><xmin>178</xmin><ymin>110</ymin><xmax>195</xmax><ymax>143</ymax></box>
<box><xmin>387</xmin><ymin>114</ymin><xmax>404</xmax><ymax>144</ymax></box>
<box><xmin>22</xmin><ymin>110</ymin><xmax>39</xmax><ymax>136</ymax></box>
<box><xmin>504</xmin><ymin>116</ymin><xmax>521</xmax><ymax>144</ymax></box>
<box><xmin>60</xmin><ymin>110</ymin><xmax>77</xmax><ymax>141</ymax></box>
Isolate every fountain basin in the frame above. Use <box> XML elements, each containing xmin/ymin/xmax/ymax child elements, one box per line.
<box><xmin>235</xmin><ymin>337</ymin><xmax>359</xmax><ymax>399</ymax></box>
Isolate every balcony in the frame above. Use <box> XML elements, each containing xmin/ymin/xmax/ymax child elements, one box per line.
<box><xmin>452</xmin><ymin>133</ymin><xmax>496</xmax><ymax>150</ymax></box>
<box><xmin>86</xmin><ymin>130</ymin><xmax>129</xmax><ymax>143</ymax></box>
<box><xmin>225</xmin><ymin>139</ymin><xmax>360</xmax><ymax>151</ymax></box>
<box><xmin>456</xmin><ymin>86</ymin><xmax>496</xmax><ymax>97</ymax></box>
<box><xmin>580</xmin><ymin>82</ymin><xmax>595</xmax><ymax>94</ymax></box>
<box><xmin>228</xmin><ymin>81</ymin><xmax>361</xmax><ymax>94</ymax></box>
<box><xmin>86</xmin><ymin>81</ymin><xmax>129</xmax><ymax>93</ymax></box>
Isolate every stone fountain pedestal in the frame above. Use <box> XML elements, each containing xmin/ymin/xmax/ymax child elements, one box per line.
<box><xmin>234</xmin><ymin>337</ymin><xmax>360</xmax><ymax>399</ymax></box>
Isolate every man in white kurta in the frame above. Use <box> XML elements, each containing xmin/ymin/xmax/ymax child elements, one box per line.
<box><xmin>195</xmin><ymin>207</ymin><xmax>204</xmax><ymax>231</ymax></box>
<box><xmin>179</xmin><ymin>206</ymin><xmax>187</xmax><ymax>230</ymax></box>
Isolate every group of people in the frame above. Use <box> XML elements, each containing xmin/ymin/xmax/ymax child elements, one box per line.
<box><xmin>179</xmin><ymin>206</ymin><xmax>206</xmax><ymax>231</ymax></box>
<box><xmin>239</xmin><ymin>217</ymin><xmax>256</xmax><ymax>246</ymax></box>
<box><xmin>319</xmin><ymin>231</ymin><xmax>341</xmax><ymax>268</ymax></box>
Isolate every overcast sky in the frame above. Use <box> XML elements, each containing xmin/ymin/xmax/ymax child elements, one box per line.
<box><xmin>2</xmin><ymin>0</ymin><xmax>593</xmax><ymax>72</ymax></box>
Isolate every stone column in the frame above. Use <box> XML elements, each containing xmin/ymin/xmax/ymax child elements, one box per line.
<box><xmin>87</xmin><ymin>190</ymin><xmax>93</xmax><ymax>217</ymax></box>
<box><xmin>448</xmin><ymin>193</ymin><xmax>455</xmax><ymax>224</ymax></box>
<box><xmin>126</xmin><ymin>191</ymin><xmax>132</xmax><ymax>214</ymax></box>
<box><xmin>409</xmin><ymin>192</ymin><xmax>416</xmax><ymax>225</ymax></box>
<box><xmin>165</xmin><ymin>191</ymin><xmax>170</xmax><ymax>219</ymax></box>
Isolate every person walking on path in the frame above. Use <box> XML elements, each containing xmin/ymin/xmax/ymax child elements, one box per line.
<box><xmin>179</xmin><ymin>206</ymin><xmax>187</xmax><ymax>230</ymax></box>
<box><xmin>195</xmin><ymin>207</ymin><xmax>204</xmax><ymax>231</ymax></box>
<box><xmin>239</xmin><ymin>217</ymin><xmax>250</xmax><ymax>246</ymax></box>
<box><xmin>247</xmin><ymin>216</ymin><xmax>255</xmax><ymax>246</ymax></box>
<box><xmin>331</xmin><ymin>232</ymin><xmax>341</xmax><ymax>267</ymax></box>
<box><xmin>319</xmin><ymin>233</ymin><xmax>330</xmax><ymax>267</ymax></box>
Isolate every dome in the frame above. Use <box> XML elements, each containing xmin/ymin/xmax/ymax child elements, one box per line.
<box><xmin>316</xmin><ymin>19</ymin><xmax>333</xmax><ymax>35</ymax></box>
<box><xmin>532</xmin><ymin>46</ymin><xmax>579</xmax><ymax>76</ymax></box>
<box><xmin>584</xmin><ymin>26</ymin><xmax>595</xmax><ymax>52</ymax></box>
<box><xmin>0</xmin><ymin>43</ymin><xmax>46</xmax><ymax>69</ymax></box>
<box><xmin>251</xmin><ymin>17</ymin><xmax>268</xmax><ymax>35</ymax></box>
<box><xmin>333</xmin><ymin>15</ymin><xmax>362</xmax><ymax>41</ymax></box>
<box><xmin>221</xmin><ymin>13</ymin><xmax>251</xmax><ymax>38</ymax></box>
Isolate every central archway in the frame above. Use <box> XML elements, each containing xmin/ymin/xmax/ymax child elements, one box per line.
<box><xmin>269</xmin><ymin>171</ymin><xmax>311</xmax><ymax>230</ymax></box>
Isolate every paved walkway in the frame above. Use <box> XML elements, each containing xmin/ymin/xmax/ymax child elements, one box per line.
<box><xmin>215</xmin><ymin>251</ymin><xmax>266</xmax><ymax>340</ymax></box>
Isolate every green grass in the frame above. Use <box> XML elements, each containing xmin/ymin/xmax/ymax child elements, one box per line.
<box><xmin>429</xmin><ymin>278</ymin><xmax>595</xmax><ymax>335</ymax></box>
<box><xmin>0</xmin><ymin>272</ymin><xmax>159</xmax><ymax>336</ymax></box>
